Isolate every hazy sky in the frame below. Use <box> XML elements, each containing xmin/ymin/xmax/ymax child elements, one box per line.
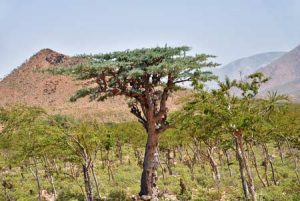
<box><xmin>1</xmin><ymin>0</ymin><xmax>300</xmax><ymax>78</ymax></box>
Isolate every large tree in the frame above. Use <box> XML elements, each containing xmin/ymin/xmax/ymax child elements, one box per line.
<box><xmin>52</xmin><ymin>46</ymin><xmax>217</xmax><ymax>197</ymax></box>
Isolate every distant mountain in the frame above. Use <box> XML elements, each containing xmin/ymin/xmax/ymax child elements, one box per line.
<box><xmin>206</xmin><ymin>46</ymin><xmax>300</xmax><ymax>102</ymax></box>
<box><xmin>213</xmin><ymin>52</ymin><xmax>285</xmax><ymax>80</ymax></box>
<box><xmin>258</xmin><ymin>45</ymin><xmax>300</xmax><ymax>101</ymax></box>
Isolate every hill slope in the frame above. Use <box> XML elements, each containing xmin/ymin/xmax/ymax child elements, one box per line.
<box><xmin>0</xmin><ymin>49</ymin><xmax>188</xmax><ymax>122</ymax></box>
<box><xmin>213</xmin><ymin>52</ymin><xmax>285</xmax><ymax>80</ymax></box>
<box><xmin>258</xmin><ymin>45</ymin><xmax>300</xmax><ymax>101</ymax></box>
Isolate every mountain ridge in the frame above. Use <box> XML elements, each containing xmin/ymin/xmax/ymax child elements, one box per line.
<box><xmin>258</xmin><ymin>45</ymin><xmax>300</xmax><ymax>101</ymax></box>
<box><xmin>213</xmin><ymin>51</ymin><xmax>286</xmax><ymax>81</ymax></box>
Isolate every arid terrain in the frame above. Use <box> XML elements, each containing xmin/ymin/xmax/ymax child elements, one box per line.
<box><xmin>0</xmin><ymin>49</ymin><xmax>188</xmax><ymax>122</ymax></box>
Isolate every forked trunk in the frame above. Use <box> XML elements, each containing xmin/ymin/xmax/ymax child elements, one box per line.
<box><xmin>234</xmin><ymin>131</ymin><xmax>257</xmax><ymax>201</ymax></box>
<box><xmin>207</xmin><ymin>147</ymin><xmax>221</xmax><ymax>186</ymax></box>
<box><xmin>241</xmin><ymin>146</ymin><xmax>257</xmax><ymax>201</ymax></box>
<box><xmin>139</xmin><ymin>127</ymin><xmax>159</xmax><ymax>198</ymax></box>
<box><xmin>235</xmin><ymin>139</ymin><xmax>250</xmax><ymax>200</ymax></box>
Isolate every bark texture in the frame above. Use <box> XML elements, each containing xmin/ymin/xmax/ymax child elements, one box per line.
<box><xmin>140</xmin><ymin>127</ymin><xmax>159</xmax><ymax>198</ymax></box>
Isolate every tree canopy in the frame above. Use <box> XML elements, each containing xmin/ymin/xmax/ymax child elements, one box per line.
<box><xmin>51</xmin><ymin>46</ymin><xmax>217</xmax><ymax>131</ymax></box>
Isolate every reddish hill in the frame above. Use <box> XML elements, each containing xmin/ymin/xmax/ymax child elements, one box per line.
<box><xmin>258</xmin><ymin>45</ymin><xmax>300</xmax><ymax>101</ymax></box>
<box><xmin>0</xmin><ymin>49</ymin><xmax>187</xmax><ymax>122</ymax></box>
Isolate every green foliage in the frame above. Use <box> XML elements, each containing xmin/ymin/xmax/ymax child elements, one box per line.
<box><xmin>1</xmin><ymin>61</ymin><xmax>300</xmax><ymax>201</ymax></box>
<box><xmin>0</xmin><ymin>105</ymin><xmax>61</xmax><ymax>164</ymax></box>
<box><xmin>50</xmin><ymin>46</ymin><xmax>218</xmax><ymax>102</ymax></box>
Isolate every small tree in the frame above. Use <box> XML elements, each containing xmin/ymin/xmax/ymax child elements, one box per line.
<box><xmin>50</xmin><ymin>115</ymin><xmax>106</xmax><ymax>201</ymax></box>
<box><xmin>52</xmin><ymin>46</ymin><xmax>217</xmax><ymax>197</ymax></box>
<box><xmin>0</xmin><ymin>106</ymin><xmax>61</xmax><ymax>200</ymax></box>
<box><xmin>222</xmin><ymin>73</ymin><xmax>268</xmax><ymax>201</ymax></box>
<box><xmin>172</xmin><ymin>72</ymin><xmax>268</xmax><ymax>201</ymax></box>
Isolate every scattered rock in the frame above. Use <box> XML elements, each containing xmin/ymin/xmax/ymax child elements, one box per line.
<box><xmin>160</xmin><ymin>190</ymin><xmax>178</xmax><ymax>201</ymax></box>
<box><xmin>131</xmin><ymin>194</ymin><xmax>139</xmax><ymax>200</ymax></box>
<box><xmin>46</xmin><ymin>54</ymin><xmax>66</xmax><ymax>65</ymax></box>
<box><xmin>41</xmin><ymin>190</ymin><xmax>55</xmax><ymax>201</ymax></box>
<box><xmin>141</xmin><ymin>195</ymin><xmax>152</xmax><ymax>200</ymax></box>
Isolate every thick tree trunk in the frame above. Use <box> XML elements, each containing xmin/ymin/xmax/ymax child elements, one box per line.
<box><xmin>82</xmin><ymin>164</ymin><xmax>93</xmax><ymax>201</ymax></box>
<box><xmin>139</xmin><ymin>128</ymin><xmax>159</xmax><ymax>198</ymax></box>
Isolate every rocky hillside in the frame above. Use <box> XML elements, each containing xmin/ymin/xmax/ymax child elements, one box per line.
<box><xmin>258</xmin><ymin>45</ymin><xmax>300</xmax><ymax>101</ymax></box>
<box><xmin>0</xmin><ymin>49</ymin><xmax>188</xmax><ymax>122</ymax></box>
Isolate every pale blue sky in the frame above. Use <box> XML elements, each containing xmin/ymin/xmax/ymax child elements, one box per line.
<box><xmin>1</xmin><ymin>0</ymin><xmax>300</xmax><ymax>78</ymax></box>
